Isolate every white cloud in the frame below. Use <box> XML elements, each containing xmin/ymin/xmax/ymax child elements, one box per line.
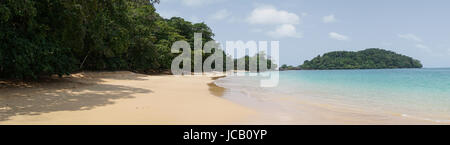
<box><xmin>329</xmin><ymin>32</ymin><xmax>350</xmax><ymax>41</ymax></box>
<box><xmin>267</xmin><ymin>24</ymin><xmax>302</xmax><ymax>38</ymax></box>
<box><xmin>398</xmin><ymin>33</ymin><xmax>423</xmax><ymax>42</ymax></box>
<box><xmin>415</xmin><ymin>44</ymin><xmax>432</xmax><ymax>53</ymax></box>
<box><xmin>210</xmin><ymin>9</ymin><xmax>231</xmax><ymax>20</ymax></box>
<box><xmin>398</xmin><ymin>34</ymin><xmax>432</xmax><ymax>53</ymax></box>
<box><xmin>323</xmin><ymin>14</ymin><xmax>337</xmax><ymax>23</ymax></box>
<box><xmin>247</xmin><ymin>6</ymin><xmax>300</xmax><ymax>25</ymax></box>
<box><xmin>415</xmin><ymin>44</ymin><xmax>429</xmax><ymax>49</ymax></box>
<box><xmin>247</xmin><ymin>5</ymin><xmax>304</xmax><ymax>39</ymax></box>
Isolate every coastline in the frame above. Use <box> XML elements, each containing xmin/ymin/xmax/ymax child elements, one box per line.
<box><xmin>1</xmin><ymin>71</ymin><xmax>447</xmax><ymax>125</ymax></box>
<box><xmin>214</xmin><ymin>74</ymin><xmax>448</xmax><ymax>125</ymax></box>
<box><xmin>0</xmin><ymin>71</ymin><xmax>256</xmax><ymax>125</ymax></box>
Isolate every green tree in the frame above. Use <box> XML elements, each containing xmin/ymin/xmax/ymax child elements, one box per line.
<box><xmin>300</xmin><ymin>48</ymin><xmax>423</xmax><ymax>70</ymax></box>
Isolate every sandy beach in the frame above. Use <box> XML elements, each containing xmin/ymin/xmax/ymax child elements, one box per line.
<box><xmin>0</xmin><ymin>71</ymin><xmax>445</xmax><ymax>125</ymax></box>
<box><xmin>0</xmin><ymin>71</ymin><xmax>256</xmax><ymax>125</ymax></box>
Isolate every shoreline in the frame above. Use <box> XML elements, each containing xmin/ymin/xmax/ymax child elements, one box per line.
<box><xmin>0</xmin><ymin>71</ymin><xmax>256</xmax><ymax>125</ymax></box>
<box><xmin>214</xmin><ymin>75</ymin><xmax>447</xmax><ymax>125</ymax></box>
<box><xmin>1</xmin><ymin>71</ymin><xmax>447</xmax><ymax>125</ymax></box>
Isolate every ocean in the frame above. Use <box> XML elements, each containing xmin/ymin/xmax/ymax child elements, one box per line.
<box><xmin>215</xmin><ymin>68</ymin><xmax>450</xmax><ymax>123</ymax></box>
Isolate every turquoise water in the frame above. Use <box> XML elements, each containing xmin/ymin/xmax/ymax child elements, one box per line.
<box><xmin>216</xmin><ymin>68</ymin><xmax>450</xmax><ymax>122</ymax></box>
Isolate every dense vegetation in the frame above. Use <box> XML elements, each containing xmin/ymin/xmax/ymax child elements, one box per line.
<box><xmin>279</xmin><ymin>64</ymin><xmax>300</xmax><ymax>71</ymax></box>
<box><xmin>0</xmin><ymin>0</ymin><xmax>275</xmax><ymax>79</ymax></box>
<box><xmin>234</xmin><ymin>51</ymin><xmax>277</xmax><ymax>72</ymax></box>
<box><xmin>299</xmin><ymin>48</ymin><xmax>423</xmax><ymax>70</ymax></box>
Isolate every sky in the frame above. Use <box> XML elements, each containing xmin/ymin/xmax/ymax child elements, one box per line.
<box><xmin>155</xmin><ymin>0</ymin><xmax>450</xmax><ymax>68</ymax></box>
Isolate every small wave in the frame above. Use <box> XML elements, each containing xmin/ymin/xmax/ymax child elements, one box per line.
<box><xmin>401</xmin><ymin>114</ymin><xmax>450</xmax><ymax>123</ymax></box>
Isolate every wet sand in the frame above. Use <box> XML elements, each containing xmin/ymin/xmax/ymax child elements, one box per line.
<box><xmin>215</xmin><ymin>79</ymin><xmax>445</xmax><ymax>125</ymax></box>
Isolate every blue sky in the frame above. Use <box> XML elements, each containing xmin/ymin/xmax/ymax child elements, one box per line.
<box><xmin>155</xmin><ymin>0</ymin><xmax>450</xmax><ymax>67</ymax></box>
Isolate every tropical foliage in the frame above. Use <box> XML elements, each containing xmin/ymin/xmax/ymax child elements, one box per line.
<box><xmin>279</xmin><ymin>64</ymin><xmax>301</xmax><ymax>71</ymax></box>
<box><xmin>1</xmin><ymin>0</ymin><xmax>273</xmax><ymax>79</ymax></box>
<box><xmin>234</xmin><ymin>52</ymin><xmax>277</xmax><ymax>72</ymax></box>
<box><xmin>300</xmin><ymin>48</ymin><xmax>423</xmax><ymax>70</ymax></box>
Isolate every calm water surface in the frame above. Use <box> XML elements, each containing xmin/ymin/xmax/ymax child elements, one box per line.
<box><xmin>215</xmin><ymin>68</ymin><xmax>450</xmax><ymax>123</ymax></box>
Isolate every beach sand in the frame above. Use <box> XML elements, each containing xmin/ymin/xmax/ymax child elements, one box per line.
<box><xmin>0</xmin><ymin>71</ymin><xmax>442</xmax><ymax>125</ymax></box>
<box><xmin>0</xmin><ymin>71</ymin><xmax>256</xmax><ymax>125</ymax></box>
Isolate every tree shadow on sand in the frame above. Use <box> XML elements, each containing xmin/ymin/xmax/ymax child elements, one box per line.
<box><xmin>0</xmin><ymin>72</ymin><xmax>152</xmax><ymax>122</ymax></box>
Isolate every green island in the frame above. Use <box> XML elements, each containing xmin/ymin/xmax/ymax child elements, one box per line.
<box><xmin>281</xmin><ymin>48</ymin><xmax>423</xmax><ymax>70</ymax></box>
